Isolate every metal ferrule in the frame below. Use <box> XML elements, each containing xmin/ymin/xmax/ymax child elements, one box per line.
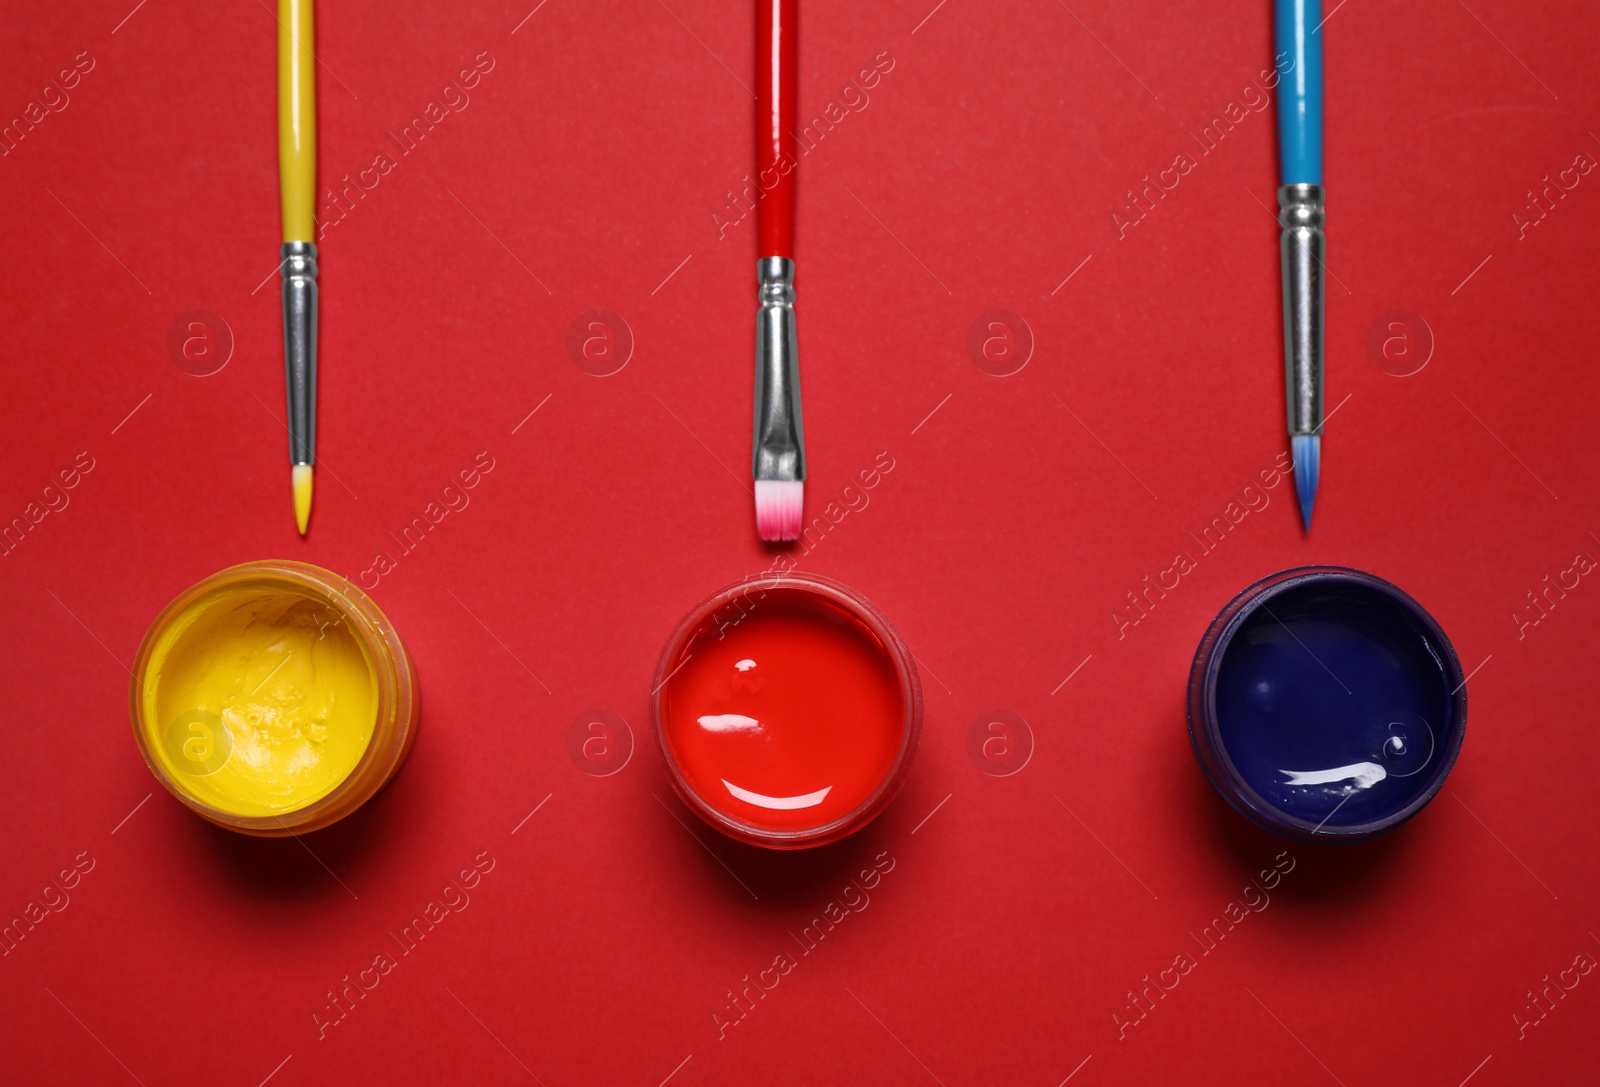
<box><xmin>1279</xmin><ymin>183</ymin><xmax>1324</xmax><ymax>437</ymax></box>
<box><xmin>280</xmin><ymin>240</ymin><xmax>318</xmax><ymax>466</ymax></box>
<box><xmin>752</xmin><ymin>256</ymin><xmax>804</xmax><ymax>482</ymax></box>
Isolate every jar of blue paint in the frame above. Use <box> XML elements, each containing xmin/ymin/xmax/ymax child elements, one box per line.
<box><xmin>1188</xmin><ymin>567</ymin><xmax>1467</xmax><ymax>842</ymax></box>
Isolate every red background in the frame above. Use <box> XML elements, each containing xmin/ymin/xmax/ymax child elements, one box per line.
<box><xmin>3</xmin><ymin>1</ymin><xmax>1599</xmax><ymax>1084</ymax></box>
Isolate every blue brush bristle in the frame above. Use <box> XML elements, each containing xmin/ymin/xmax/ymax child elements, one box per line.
<box><xmin>1291</xmin><ymin>434</ymin><xmax>1320</xmax><ymax>533</ymax></box>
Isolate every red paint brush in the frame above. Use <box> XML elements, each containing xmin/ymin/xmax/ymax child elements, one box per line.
<box><xmin>751</xmin><ymin>0</ymin><xmax>805</xmax><ymax>541</ymax></box>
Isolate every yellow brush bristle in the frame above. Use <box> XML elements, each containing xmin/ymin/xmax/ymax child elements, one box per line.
<box><xmin>292</xmin><ymin>464</ymin><xmax>314</xmax><ymax>535</ymax></box>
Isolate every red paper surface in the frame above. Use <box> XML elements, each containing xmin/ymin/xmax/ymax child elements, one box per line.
<box><xmin>3</xmin><ymin>1</ymin><xmax>1599</xmax><ymax>1084</ymax></box>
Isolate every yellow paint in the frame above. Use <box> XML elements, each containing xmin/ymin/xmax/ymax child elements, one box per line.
<box><xmin>278</xmin><ymin>0</ymin><xmax>317</xmax><ymax>243</ymax></box>
<box><xmin>292</xmin><ymin>464</ymin><xmax>314</xmax><ymax>535</ymax></box>
<box><xmin>140</xmin><ymin>587</ymin><xmax>377</xmax><ymax>816</ymax></box>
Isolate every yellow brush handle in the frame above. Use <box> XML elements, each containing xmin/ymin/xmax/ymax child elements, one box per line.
<box><xmin>277</xmin><ymin>0</ymin><xmax>316</xmax><ymax>243</ymax></box>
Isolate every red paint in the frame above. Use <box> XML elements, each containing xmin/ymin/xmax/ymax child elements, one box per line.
<box><xmin>655</xmin><ymin>576</ymin><xmax>919</xmax><ymax>847</ymax></box>
<box><xmin>756</xmin><ymin>0</ymin><xmax>797</xmax><ymax>259</ymax></box>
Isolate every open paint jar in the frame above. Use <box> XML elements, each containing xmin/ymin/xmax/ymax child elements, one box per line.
<box><xmin>1188</xmin><ymin>567</ymin><xmax>1467</xmax><ymax>842</ymax></box>
<box><xmin>130</xmin><ymin>561</ymin><xmax>419</xmax><ymax>835</ymax></box>
<box><xmin>652</xmin><ymin>571</ymin><xmax>922</xmax><ymax>849</ymax></box>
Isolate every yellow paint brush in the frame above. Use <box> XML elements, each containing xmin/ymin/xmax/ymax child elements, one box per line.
<box><xmin>278</xmin><ymin>0</ymin><xmax>318</xmax><ymax>534</ymax></box>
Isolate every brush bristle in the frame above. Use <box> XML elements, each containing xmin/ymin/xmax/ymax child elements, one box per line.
<box><xmin>754</xmin><ymin>480</ymin><xmax>803</xmax><ymax>541</ymax></box>
<box><xmin>293</xmin><ymin>464</ymin><xmax>314</xmax><ymax>536</ymax></box>
<box><xmin>1291</xmin><ymin>435</ymin><xmax>1319</xmax><ymax>534</ymax></box>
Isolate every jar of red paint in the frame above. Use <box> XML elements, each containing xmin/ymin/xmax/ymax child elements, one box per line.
<box><xmin>651</xmin><ymin>572</ymin><xmax>923</xmax><ymax>849</ymax></box>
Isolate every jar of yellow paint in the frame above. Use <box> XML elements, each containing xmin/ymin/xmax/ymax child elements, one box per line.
<box><xmin>130</xmin><ymin>561</ymin><xmax>418</xmax><ymax>835</ymax></box>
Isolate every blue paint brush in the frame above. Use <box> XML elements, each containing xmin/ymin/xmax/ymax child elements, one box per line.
<box><xmin>1276</xmin><ymin>0</ymin><xmax>1325</xmax><ymax>532</ymax></box>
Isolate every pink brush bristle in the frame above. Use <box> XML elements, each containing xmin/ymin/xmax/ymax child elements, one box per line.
<box><xmin>754</xmin><ymin>480</ymin><xmax>803</xmax><ymax>541</ymax></box>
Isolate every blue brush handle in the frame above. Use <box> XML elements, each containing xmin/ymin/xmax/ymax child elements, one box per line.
<box><xmin>1275</xmin><ymin>0</ymin><xmax>1323</xmax><ymax>185</ymax></box>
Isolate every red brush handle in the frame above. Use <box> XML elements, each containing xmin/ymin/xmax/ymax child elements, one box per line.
<box><xmin>756</xmin><ymin>0</ymin><xmax>797</xmax><ymax>259</ymax></box>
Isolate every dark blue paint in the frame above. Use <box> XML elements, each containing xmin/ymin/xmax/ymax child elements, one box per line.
<box><xmin>1190</xmin><ymin>569</ymin><xmax>1467</xmax><ymax>841</ymax></box>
